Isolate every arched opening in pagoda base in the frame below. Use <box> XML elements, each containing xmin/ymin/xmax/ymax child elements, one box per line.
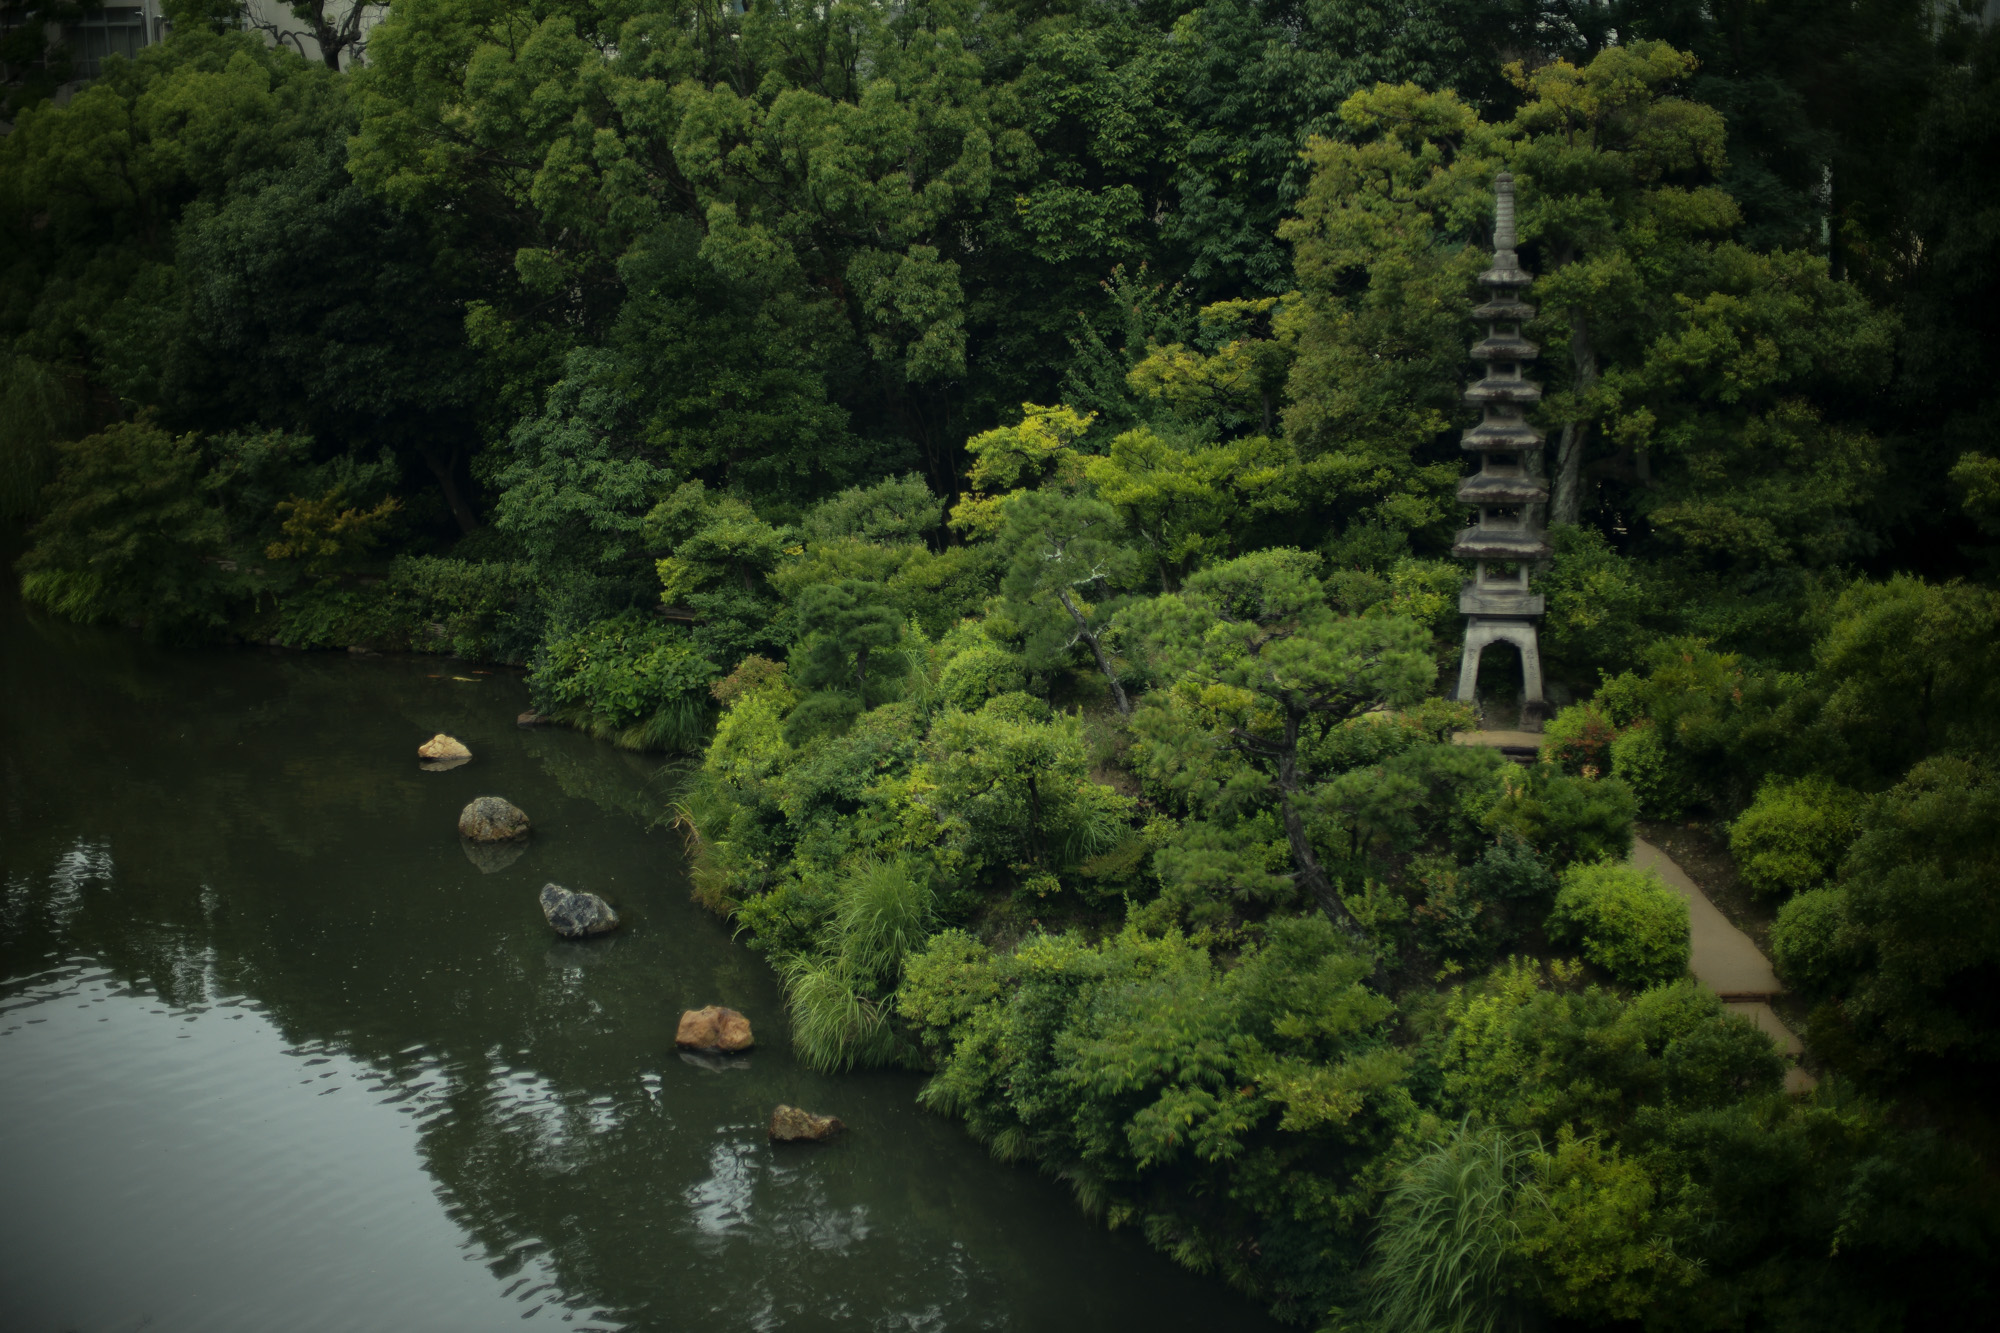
<box><xmin>1454</xmin><ymin>620</ymin><xmax>1546</xmax><ymax>730</ymax></box>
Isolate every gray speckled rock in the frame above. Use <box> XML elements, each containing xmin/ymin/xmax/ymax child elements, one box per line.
<box><xmin>458</xmin><ymin>796</ymin><xmax>530</xmax><ymax>843</ymax></box>
<box><xmin>539</xmin><ymin>882</ymin><xmax>618</xmax><ymax>938</ymax></box>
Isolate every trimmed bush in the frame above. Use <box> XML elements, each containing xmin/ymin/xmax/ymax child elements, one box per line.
<box><xmin>1608</xmin><ymin>723</ymin><xmax>1702</xmax><ymax>819</ymax></box>
<box><xmin>1730</xmin><ymin>775</ymin><xmax>1868</xmax><ymax>900</ymax></box>
<box><xmin>1547</xmin><ymin>861</ymin><xmax>1692</xmax><ymax>988</ymax></box>
<box><xmin>1769</xmin><ymin>884</ymin><xmax>1856</xmax><ymax>998</ymax></box>
<box><xmin>937</xmin><ymin>643</ymin><xmax>1028</xmax><ymax>711</ymax></box>
<box><xmin>1541</xmin><ymin>700</ymin><xmax>1619</xmax><ymax>776</ymax></box>
<box><xmin>1488</xmin><ymin>767</ymin><xmax>1638</xmax><ymax>869</ymax></box>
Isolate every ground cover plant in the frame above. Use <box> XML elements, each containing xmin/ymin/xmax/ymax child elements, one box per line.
<box><xmin>7</xmin><ymin>3</ymin><xmax>2000</xmax><ymax>1328</ymax></box>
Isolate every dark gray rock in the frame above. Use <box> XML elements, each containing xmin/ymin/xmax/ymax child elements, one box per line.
<box><xmin>539</xmin><ymin>882</ymin><xmax>619</xmax><ymax>938</ymax></box>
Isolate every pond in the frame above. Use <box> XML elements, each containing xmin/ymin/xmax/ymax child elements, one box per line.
<box><xmin>0</xmin><ymin>589</ymin><xmax>1282</xmax><ymax>1333</ymax></box>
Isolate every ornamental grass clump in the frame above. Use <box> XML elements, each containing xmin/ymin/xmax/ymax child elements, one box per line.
<box><xmin>782</xmin><ymin>859</ymin><xmax>935</xmax><ymax>1072</ymax></box>
<box><xmin>1545</xmin><ymin>862</ymin><xmax>1691</xmax><ymax>988</ymax></box>
<box><xmin>1367</xmin><ymin>1119</ymin><xmax>1542</xmax><ymax>1333</ymax></box>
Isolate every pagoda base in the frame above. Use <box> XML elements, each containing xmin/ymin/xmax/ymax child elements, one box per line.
<box><xmin>1455</xmin><ymin>616</ymin><xmax>1546</xmax><ymax>731</ymax></box>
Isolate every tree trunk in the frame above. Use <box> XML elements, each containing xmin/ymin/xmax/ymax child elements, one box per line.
<box><xmin>418</xmin><ymin>444</ymin><xmax>479</xmax><ymax>535</ymax></box>
<box><xmin>1056</xmin><ymin>588</ymin><xmax>1131</xmax><ymax>716</ymax></box>
<box><xmin>1273</xmin><ymin>716</ymin><xmax>1369</xmax><ymax>945</ymax></box>
<box><xmin>1550</xmin><ymin>310</ymin><xmax>1598</xmax><ymax>526</ymax></box>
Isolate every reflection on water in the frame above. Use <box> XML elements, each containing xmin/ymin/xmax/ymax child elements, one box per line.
<box><xmin>0</xmin><ymin>592</ymin><xmax>1281</xmax><ymax>1333</ymax></box>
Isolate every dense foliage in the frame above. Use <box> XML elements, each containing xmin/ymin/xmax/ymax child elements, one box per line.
<box><xmin>8</xmin><ymin>3</ymin><xmax>2000</xmax><ymax>1329</ymax></box>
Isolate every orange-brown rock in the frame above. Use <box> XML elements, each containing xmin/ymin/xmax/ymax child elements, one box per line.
<box><xmin>676</xmin><ymin>1005</ymin><xmax>753</xmax><ymax>1053</ymax></box>
<box><xmin>768</xmin><ymin>1104</ymin><xmax>844</xmax><ymax>1143</ymax></box>
<box><xmin>418</xmin><ymin>733</ymin><xmax>472</xmax><ymax>761</ymax></box>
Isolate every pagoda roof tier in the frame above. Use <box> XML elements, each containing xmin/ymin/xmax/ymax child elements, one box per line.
<box><xmin>1458</xmin><ymin>473</ymin><xmax>1549</xmax><ymax>505</ymax></box>
<box><xmin>1453</xmin><ymin>527</ymin><xmax>1553</xmax><ymax>560</ymax></box>
<box><xmin>1471</xmin><ymin>333</ymin><xmax>1539</xmax><ymax>361</ymax></box>
<box><xmin>1477</xmin><ymin>259</ymin><xmax>1534</xmax><ymax>289</ymax></box>
<box><xmin>1473</xmin><ymin>298</ymin><xmax>1536</xmax><ymax>322</ymax></box>
<box><xmin>1462</xmin><ymin>419</ymin><xmax>1545</xmax><ymax>450</ymax></box>
<box><xmin>1465</xmin><ymin>379</ymin><xmax>1542</xmax><ymax>406</ymax></box>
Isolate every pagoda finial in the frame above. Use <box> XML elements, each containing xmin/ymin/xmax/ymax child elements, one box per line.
<box><xmin>1493</xmin><ymin>172</ymin><xmax>1517</xmax><ymax>253</ymax></box>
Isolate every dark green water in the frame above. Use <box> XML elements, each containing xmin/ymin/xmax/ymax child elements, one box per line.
<box><xmin>0</xmin><ymin>594</ymin><xmax>1280</xmax><ymax>1333</ymax></box>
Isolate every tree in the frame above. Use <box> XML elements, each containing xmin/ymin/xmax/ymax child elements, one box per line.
<box><xmin>1815</xmin><ymin>575</ymin><xmax>2000</xmax><ymax>782</ymax></box>
<box><xmin>994</xmin><ymin>489</ymin><xmax>1137</xmax><ymax>715</ymax></box>
<box><xmin>785</xmin><ymin>578</ymin><xmax>907</xmax><ymax>741</ymax></box>
<box><xmin>349</xmin><ymin>0</ymin><xmax>996</xmax><ymax>498</ymax></box>
<box><xmin>1279</xmin><ymin>82</ymin><xmax>1494</xmax><ymax>546</ymax></box>
<box><xmin>490</xmin><ymin>348</ymin><xmax>677</xmax><ymax>586</ymax></box>
<box><xmin>1824</xmin><ymin>756</ymin><xmax>2000</xmax><ymax>1074</ymax></box>
<box><xmin>1081</xmin><ymin>425</ymin><xmax>1293</xmax><ymax>589</ymax></box>
<box><xmin>1125</xmin><ymin>548</ymin><xmax>1433</xmax><ymax>936</ymax></box>
<box><xmin>166</xmin><ymin>129</ymin><xmax>484</xmax><ymax>531</ymax></box>
<box><xmin>16</xmin><ymin>419</ymin><xmax>230</xmax><ymax>631</ymax></box>
<box><xmin>249</xmin><ymin>0</ymin><xmax>390</xmax><ymax>72</ymax></box>
<box><xmin>645</xmin><ymin>478</ymin><xmax>792</xmax><ymax>665</ymax></box>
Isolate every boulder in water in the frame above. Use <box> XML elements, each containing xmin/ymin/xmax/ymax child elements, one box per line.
<box><xmin>517</xmin><ymin>710</ymin><xmax>549</xmax><ymax>727</ymax></box>
<box><xmin>539</xmin><ymin>882</ymin><xmax>619</xmax><ymax>938</ymax></box>
<box><xmin>458</xmin><ymin>796</ymin><xmax>530</xmax><ymax>842</ymax></box>
<box><xmin>676</xmin><ymin>1005</ymin><xmax>754</xmax><ymax>1053</ymax></box>
<box><xmin>418</xmin><ymin>734</ymin><xmax>472</xmax><ymax>770</ymax></box>
<box><xmin>768</xmin><ymin>1104</ymin><xmax>844</xmax><ymax>1143</ymax></box>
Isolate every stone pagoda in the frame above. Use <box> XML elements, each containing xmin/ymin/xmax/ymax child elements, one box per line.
<box><xmin>1452</xmin><ymin>172</ymin><xmax>1550</xmax><ymax>728</ymax></box>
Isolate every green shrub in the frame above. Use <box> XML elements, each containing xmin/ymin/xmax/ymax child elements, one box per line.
<box><xmin>1546</xmin><ymin>861</ymin><xmax>1691</xmax><ymax>988</ymax></box>
<box><xmin>1833</xmin><ymin>756</ymin><xmax>2000</xmax><ymax>1067</ymax></box>
<box><xmin>1541</xmin><ymin>701</ymin><xmax>1619</xmax><ymax>776</ymax></box>
<box><xmin>269</xmin><ymin>584</ymin><xmax>410</xmax><ymax>649</ymax></box>
<box><xmin>780</xmin><ymin>955</ymin><xmax>900</xmax><ymax>1072</ymax></box>
<box><xmin>530</xmin><ymin>609</ymin><xmax>719</xmax><ymax>750</ymax></box>
<box><xmin>1462</xmin><ymin>837</ymin><xmax>1560</xmax><ymax>950</ymax></box>
<box><xmin>1769</xmin><ymin>884</ymin><xmax>1856</xmax><ymax>998</ymax></box>
<box><xmin>1608</xmin><ymin>723</ymin><xmax>1701</xmax><ymax>819</ymax></box>
<box><xmin>937</xmin><ymin>643</ymin><xmax>1027</xmax><ymax>710</ymax></box>
<box><xmin>1487</xmin><ymin>768</ymin><xmax>1638</xmax><ymax>869</ymax></box>
<box><xmin>1729</xmin><ymin>775</ymin><xmax>1868</xmax><ymax>899</ymax></box>
<box><xmin>385</xmin><ymin>555</ymin><xmax>535</xmax><ymax>661</ymax></box>
<box><xmin>1463</xmin><ymin>837</ymin><xmax>1559</xmax><ymax>908</ymax></box>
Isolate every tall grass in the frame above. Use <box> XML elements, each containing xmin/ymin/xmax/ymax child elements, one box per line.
<box><xmin>834</xmin><ymin>859</ymin><xmax>934</xmax><ymax>979</ymax></box>
<box><xmin>782</xmin><ymin>859</ymin><xmax>934</xmax><ymax>1072</ymax></box>
<box><xmin>1368</xmin><ymin>1119</ymin><xmax>1542</xmax><ymax>1333</ymax></box>
<box><xmin>780</xmin><ymin>958</ymin><xmax>899</xmax><ymax>1072</ymax></box>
